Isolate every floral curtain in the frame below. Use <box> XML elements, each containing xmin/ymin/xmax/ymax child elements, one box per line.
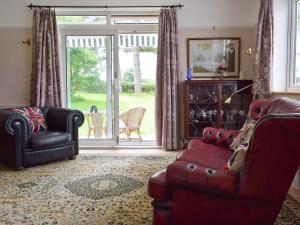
<box><xmin>155</xmin><ymin>8</ymin><xmax>179</xmax><ymax>150</ymax></box>
<box><xmin>30</xmin><ymin>8</ymin><xmax>62</xmax><ymax>107</ymax></box>
<box><xmin>253</xmin><ymin>0</ymin><xmax>273</xmax><ymax>96</ymax></box>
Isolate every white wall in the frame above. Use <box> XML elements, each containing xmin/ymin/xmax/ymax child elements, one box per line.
<box><xmin>0</xmin><ymin>0</ymin><xmax>262</xmax><ymax>158</ymax></box>
<box><xmin>178</xmin><ymin>28</ymin><xmax>256</xmax><ymax>81</ymax></box>
<box><xmin>273</xmin><ymin>0</ymin><xmax>289</xmax><ymax>92</ymax></box>
<box><xmin>1</xmin><ymin>0</ymin><xmax>299</xmax><ymax>192</ymax></box>
<box><xmin>0</xmin><ymin>0</ymin><xmax>260</xmax><ymax>156</ymax></box>
<box><xmin>0</xmin><ymin>0</ymin><xmax>259</xmax><ymax>28</ymax></box>
<box><xmin>0</xmin><ymin>28</ymin><xmax>32</xmax><ymax>106</ymax></box>
<box><xmin>0</xmin><ymin>0</ymin><xmax>260</xmax><ymax>105</ymax></box>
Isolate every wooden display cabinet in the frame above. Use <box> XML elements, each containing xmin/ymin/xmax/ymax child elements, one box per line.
<box><xmin>184</xmin><ymin>79</ymin><xmax>253</xmax><ymax>140</ymax></box>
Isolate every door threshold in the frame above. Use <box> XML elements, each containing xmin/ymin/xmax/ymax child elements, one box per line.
<box><xmin>119</xmin><ymin>140</ymin><xmax>156</xmax><ymax>146</ymax></box>
<box><xmin>80</xmin><ymin>145</ymin><xmax>161</xmax><ymax>150</ymax></box>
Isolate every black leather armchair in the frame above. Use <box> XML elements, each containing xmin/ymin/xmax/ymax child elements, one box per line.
<box><xmin>0</xmin><ymin>107</ymin><xmax>84</xmax><ymax>170</ymax></box>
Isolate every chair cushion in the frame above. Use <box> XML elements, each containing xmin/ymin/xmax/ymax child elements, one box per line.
<box><xmin>230</xmin><ymin>119</ymin><xmax>255</xmax><ymax>150</ymax></box>
<box><xmin>12</xmin><ymin>107</ymin><xmax>47</xmax><ymax>132</ymax></box>
<box><xmin>224</xmin><ymin>147</ymin><xmax>247</xmax><ymax>172</ymax></box>
<box><xmin>225</xmin><ymin>119</ymin><xmax>256</xmax><ymax>172</ymax></box>
<box><xmin>178</xmin><ymin>140</ymin><xmax>232</xmax><ymax>169</ymax></box>
<box><xmin>29</xmin><ymin>131</ymin><xmax>71</xmax><ymax>151</ymax></box>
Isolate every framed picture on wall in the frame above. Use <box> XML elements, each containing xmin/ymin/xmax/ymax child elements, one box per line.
<box><xmin>187</xmin><ymin>38</ymin><xmax>241</xmax><ymax>78</ymax></box>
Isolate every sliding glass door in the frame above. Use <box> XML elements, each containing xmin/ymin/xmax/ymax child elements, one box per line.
<box><xmin>118</xmin><ymin>33</ymin><xmax>157</xmax><ymax>145</ymax></box>
<box><xmin>61</xmin><ymin>31</ymin><xmax>119</xmax><ymax>146</ymax></box>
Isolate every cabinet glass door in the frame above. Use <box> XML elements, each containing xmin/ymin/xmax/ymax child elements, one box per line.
<box><xmin>188</xmin><ymin>84</ymin><xmax>217</xmax><ymax>137</ymax></box>
<box><xmin>222</xmin><ymin>83</ymin><xmax>251</xmax><ymax>130</ymax></box>
<box><xmin>185</xmin><ymin>80</ymin><xmax>253</xmax><ymax>140</ymax></box>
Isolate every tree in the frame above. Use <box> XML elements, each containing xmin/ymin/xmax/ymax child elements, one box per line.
<box><xmin>133</xmin><ymin>47</ymin><xmax>142</xmax><ymax>93</ymax></box>
<box><xmin>121</xmin><ymin>44</ymin><xmax>157</xmax><ymax>93</ymax></box>
<box><xmin>69</xmin><ymin>48</ymin><xmax>101</xmax><ymax>97</ymax></box>
<box><xmin>122</xmin><ymin>69</ymin><xmax>134</xmax><ymax>82</ymax></box>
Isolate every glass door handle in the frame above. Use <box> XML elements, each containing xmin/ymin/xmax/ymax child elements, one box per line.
<box><xmin>114</xmin><ymin>73</ymin><xmax>121</xmax><ymax>93</ymax></box>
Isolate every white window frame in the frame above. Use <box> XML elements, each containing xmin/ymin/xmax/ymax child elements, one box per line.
<box><xmin>56</xmin><ymin>9</ymin><xmax>159</xmax><ymax>147</ymax></box>
<box><xmin>56</xmin><ymin>10</ymin><xmax>159</xmax><ymax>30</ymax></box>
<box><xmin>60</xmin><ymin>30</ymin><xmax>119</xmax><ymax>147</ymax></box>
<box><xmin>288</xmin><ymin>0</ymin><xmax>300</xmax><ymax>91</ymax></box>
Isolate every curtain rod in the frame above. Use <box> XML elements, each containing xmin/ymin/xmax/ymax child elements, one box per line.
<box><xmin>27</xmin><ymin>3</ymin><xmax>184</xmax><ymax>9</ymax></box>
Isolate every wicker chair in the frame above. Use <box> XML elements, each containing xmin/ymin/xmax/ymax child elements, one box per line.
<box><xmin>85</xmin><ymin>112</ymin><xmax>105</xmax><ymax>137</ymax></box>
<box><xmin>119</xmin><ymin>107</ymin><xmax>146</xmax><ymax>141</ymax></box>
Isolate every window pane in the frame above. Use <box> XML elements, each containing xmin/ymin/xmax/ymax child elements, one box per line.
<box><xmin>295</xmin><ymin>3</ymin><xmax>300</xmax><ymax>85</ymax></box>
<box><xmin>56</xmin><ymin>16</ymin><xmax>106</xmax><ymax>24</ymax></box>
<box><xmin>118</xmin><ymin>33</ymin><xmax>158</xmax><ymax>141</ymax></box>
<box><xmin>111</xmin><ymin>15</ymin><xmax>159</xmax><ymax>24</ymax></box>
<box><xmin>66</xmin><ymin>35</ymin><xmax>113</xmax><ymax>139</ymax></box>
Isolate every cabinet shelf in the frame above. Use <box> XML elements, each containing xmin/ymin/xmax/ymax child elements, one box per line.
<box><xmin>189</xmin><ymin>121</ymin><xmax>214</xmax><ymax>124</ymax></box>
<box><xmin>189</xmin><ymin>102</ymin><xmax>217</xmax><ymax>105</ymax></box>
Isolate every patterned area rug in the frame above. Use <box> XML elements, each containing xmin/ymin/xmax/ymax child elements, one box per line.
<box><xmin>0</xmin><ymin>152</ymin><xmax>299</xmax><ymax>225</ymax></box>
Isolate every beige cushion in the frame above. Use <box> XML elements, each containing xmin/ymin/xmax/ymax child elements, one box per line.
<box><xmin>230</xmin><ymin>119</ymin><xmax>256</xmax><ymax>151</ymax></box>
<box><xmin>228</xmin><ymin>147</ymin><xmax>247</xmax><ymax>172</ymax></box>
<box><xmin>226</xmin><ymin>119</ymin><xmax>256</xmax><ymax>172</ymax></box>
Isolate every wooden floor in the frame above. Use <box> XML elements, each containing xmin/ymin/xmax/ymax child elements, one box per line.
<box><xmin>289</xmin><ymin>186</ymin><xmax>300</xmax><ymax>203</ymax></box>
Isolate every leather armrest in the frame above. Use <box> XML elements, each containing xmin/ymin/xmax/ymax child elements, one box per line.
<box><xmin>46</xmin><ymin>108</ymin><xmax>84</xmax><ymax>133</ymax></box>
<box><xmin>249</xmin><ymin>99</ymin><xmax>274</xmax><ymax>120</ymax></box>
<box><xmin>166</xmin><ymin>161</ymin><xmax>239</xmax><ymax>197</ymax></box>
<box><xmin>0</xmin><ymin>109</ymin><xmax>30</xmax><ymax>167</ymax></box>
<box><xmin>203</xmin><ymin>127</ymin><xmax>239</xmax><ymax>148</ymax></box>
<box><xmin>0</xmin><ymin>109</ymin><xmax>30</xmax><ymax>140</ymax></box>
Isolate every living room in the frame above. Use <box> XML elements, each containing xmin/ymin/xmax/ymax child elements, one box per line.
<box><xmin>0</xmin><ymin>0</ymin><xmax>299</xmax><ymax>224</ymax></box>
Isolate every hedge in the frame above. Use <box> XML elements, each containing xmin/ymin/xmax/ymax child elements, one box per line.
<box><xmin>122</xmin><ymin>82</ymin><xmax>155</xmax><ymax>93</ymax></box>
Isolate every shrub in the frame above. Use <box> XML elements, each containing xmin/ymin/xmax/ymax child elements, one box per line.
<box><xmin>142</xmin><ymin>83</ymin><xmax>156</xmax><ymax>93</ymax></box>
<box><xmin>121</xmin><ymin>82</ymin><xmax>155</xmax><ymax>93</ymax></box>
<box><xmin>122</xmin><ymin>82</ymin><xmax>135</xmax><ymax>93</ymax></box>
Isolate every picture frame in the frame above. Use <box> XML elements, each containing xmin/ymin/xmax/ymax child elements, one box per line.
<box><xmin>187</xmin><ymin>38</ymin><xmax>241</xmax><ymax>78</ymax></box>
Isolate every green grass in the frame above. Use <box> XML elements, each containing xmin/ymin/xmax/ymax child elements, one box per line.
<box><xmin>70</xmin><ymin>92</ymin><xmax>155</xmax><ymax>138</ymax></box>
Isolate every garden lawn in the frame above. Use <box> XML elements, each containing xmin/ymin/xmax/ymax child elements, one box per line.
<box><xmin>71</xmin><ymin>92</ymin><xmax>155</xmax><ymax>138</ymax></box>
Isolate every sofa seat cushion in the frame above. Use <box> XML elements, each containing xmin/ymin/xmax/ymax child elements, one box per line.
<box><xmin>178</xmin><ymin>140</ymin><xmax>232</xmax><ymax>169</ymax></box>
<box><xmin>29</xmin><ymin>131</ymin><xmax>72</xmax><ymax>151</ymax></box>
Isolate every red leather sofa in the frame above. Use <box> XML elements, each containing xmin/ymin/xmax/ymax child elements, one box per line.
<box><xmin>148</xmin><ymin>97</ymin><xmax>300</xmax><ymax>225</ymax></box>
